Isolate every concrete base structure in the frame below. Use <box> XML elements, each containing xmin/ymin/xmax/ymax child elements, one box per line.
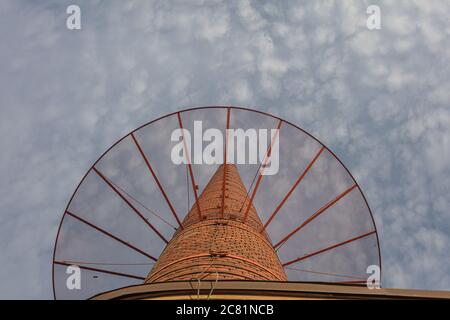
<box><xmin>92</xmin><ymin>280</ymin><xmax>450</xmax><ymax>300</ymax></box>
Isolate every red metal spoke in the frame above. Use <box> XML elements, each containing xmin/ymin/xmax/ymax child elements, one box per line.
<box><xmin>284</xmin><ymin>266</ymin><xmax>367</xmax><ymax>280</ymax></box>
<box><xmin>333</xmin><ymin>280</ymin><xmax>366</xmax><ymax>285</ymax></box>
<box><xmin>61</xmin><ymin>260</ymin><xmax>154</xmax><ymax>266</ymax></box>
<box><xmin>54</xmin><ymin>261</ymin><xmax>145</xmax><ymax>281</ymax></box>
<box><xmin>93</xmin><ymin>167</ymin><xmax>169</xmax><ymax>244</ymax></box>
<box><xmin>177</xmin><ymin>112</ymin><xmax>202</xmax><ymax>219</ymax></box>
<box><xmin>282</xmin><ymin>230</ymin><xmax>376</xmax><ymax>267</ymax></box>
<box><xmin>222</xmin><ymin>108</ymin><xmax>231</xmax><ymax>218</ymax></box>
<box><xmin>66</xmin><ymin>210</ymin><xmax>157</xmax><ymax>261</ymax></box>
<box><xmin>261</xmin><ymin>146</ymin><xmax>325</xmax><ymax>233</ymax></box>
<box><xmin>130</xmin><ymin>132</ymin><xmax>183</xmax><ymax>229</ymax></box>
<box><xmin>243</xmin><ymin>119</ymin><xmax>283</xmax><ymax>223</ymax></box>
<box><xmin>274</xmin><ymin>183</ymin><xmax>357</xmax><ymax>249</ymax></box>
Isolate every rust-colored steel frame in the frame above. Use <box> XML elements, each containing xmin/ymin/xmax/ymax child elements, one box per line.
<box><xmin>147</xmin><ymin>252</ymin><xmax>284</xmax><ymax>282</ymax></box>
<box><xmin>285</xmin><ymin>266</ymin><xmax>367</xmax><ymax>281</ymax></box>
<box><xmin>261</xmin><ymin>146</ymin><xmax>325</xmax><ymax>233</ymax></box>
<box><xmin>54</xmin><ymin>261</ymin><xmax>145</xmax><ymax>281</ymax></box>
<box><xmin>177</xmin><ymin>112</ymin><xmax>202</xmax><ymax>219</ymax></box>
<box><xmin>53</xmin><ymin>106</ymin><xmax>381</xmax><ymax>299</ymax></box>
<box><xmin>274</xmin><ymin>183</ymin><xmax>358</xmax><ymax>249</ymax></box>
<box><xmin>150</xmin><ymin>261</ymin><xmax>274</xmax><ymax>283</ymax></box>
<box><xmin>243</xmin><ymin>119</ymin><xmax>283</xmax><ymax>223</ymax></box>
<box><xmin>131</xmin><ymin>133</ymin><xmax>183</xmax><ymax>229</ymax></box>
<box><xmin>167</xmin><ymin>271</ymin><xmax>250</xmax><ymax>282</ymax></box>
<box><xmin>282</xmin><ymin>230</ymin><xmax>376</xmax><ymax>267</ymax></box>
<box><xmin>93</xmin><ymin>167</ymin><xmax>169</xmax><ymax>244</ymax></box>
<box><xmin>65</xmin><ymin>210</ymin><xmax>157</xmax><ymax>261</ymax></box>
<box><xmin>334</xmin><ymin>280</ymin><xmax>367</xmax><ymax>285</ymax></box>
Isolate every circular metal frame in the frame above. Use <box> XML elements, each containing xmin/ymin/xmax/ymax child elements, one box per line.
<box><xmin>52</xmin><ymin>106</ymin><xmax>382</xmax><ymax>299</ymax></box>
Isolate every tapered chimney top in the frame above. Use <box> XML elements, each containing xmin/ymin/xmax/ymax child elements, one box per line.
<box><xmin>146</xmin><ymin>164</ymin><xmax>287</xmax><ymax>283</ymax></box>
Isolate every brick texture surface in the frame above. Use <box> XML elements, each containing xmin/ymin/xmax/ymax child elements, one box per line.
<box><xmin>146</xmin><ymin>164</ymin><xmax>287</xmax><ymax>283</ymax></box>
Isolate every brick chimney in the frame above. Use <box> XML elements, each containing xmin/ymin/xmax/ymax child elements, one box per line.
<box><xmin>146</xmin><ymin>164</ymin><xmax>287</xmax><ymax>283</ymax></box>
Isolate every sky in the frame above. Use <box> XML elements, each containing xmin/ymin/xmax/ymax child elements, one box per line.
<box><xmin>0</xmin><ymin>0</ymin><xmax>449</xmax><ymax>299</ymax></box>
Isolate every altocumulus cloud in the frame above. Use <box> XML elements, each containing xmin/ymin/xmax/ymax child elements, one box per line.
<box><xmin>0</xmin><ymin>0</ymin><xmax>449</xmax><ymax>298</ymax></box>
